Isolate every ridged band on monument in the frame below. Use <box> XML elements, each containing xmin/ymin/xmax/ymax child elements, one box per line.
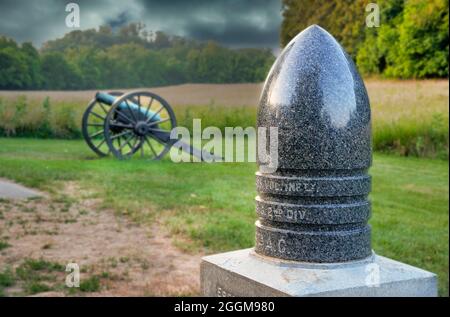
<box><xmin>254</xmin><ymin>170</ymin><xmax>372</xmax><ymax>263</ymax></box>
<box><xmin>255</xmin><ymin>171</ymin><xmax>371</xmax><ymax>197</ymax></box>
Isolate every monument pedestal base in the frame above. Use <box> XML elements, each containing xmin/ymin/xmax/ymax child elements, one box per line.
<box><xmin>201</xmin><ymin>248</ymin><xmax>437</xmax><ymax>297</ymax></box>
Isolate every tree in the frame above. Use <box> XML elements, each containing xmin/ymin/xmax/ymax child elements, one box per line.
<box><xmin>0</xmin><ymin>48</ymin><xmax>29</xmax><ymax>89</ymax></box>
<box><xmin>281</xmin><ymin>0</ymin><xmax>367</xmax><ymax>58</ymax></box>
<box><xmin>41</xmin><ymin>52</ymin><xmax>82</xmax><ymax>89</ymax></box>
<box><xmin>194</xmin><ymin>41</ymin><xmax>234</xmax><ymax>83</ymax></box>
<box><xmin>387</xmin><ymin>0</ymin><xmax>449</xmax><ymax>78</ymax></box>
<box><xmin>0</xmin><ymin>36</ymin><xmax>35</xmax><ymax>89</ymax></box>
<box><xmin>1</xmin><ymin>23</ymin><xmax>276</xmax><ymax>89</ymax></box>
<box><xmin>356</xmin><ymin>0</ymin><xmax>404</xmax><ymax>75</ymax></box>
<box><xmin>65</xmin><ymin>46</ymin><xmax>102</xmax><ymax>89</ymax></box>
<box><xmin>153</xmin><ymin>31</ymin><xmax>171</xmax><ymax>49</ymax></box>
<box><xmin>282</xmin><ymin>0</ymin><xmax>449</xmax><ymax>78</ymax></box>
<box><xmin>21</xmin><ymin>42</ymin><xmax>44</xmax><ymax>88</ymax></box>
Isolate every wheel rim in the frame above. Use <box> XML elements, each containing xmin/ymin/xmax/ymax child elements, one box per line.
<box><xmin>82</xmin><ymin>91</ymin><xmax>124</xmax><ymax>157</ymax></box>
<box><xmin>104</xmin><ymin>91</ymin><xmax>177</xmax><ymax>160</ymax></box>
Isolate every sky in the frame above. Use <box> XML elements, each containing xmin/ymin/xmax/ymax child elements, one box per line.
<box><xmin>0</xmin><ymin>0</ymin><xmax>283</xmax><ymax>51</ymax></box>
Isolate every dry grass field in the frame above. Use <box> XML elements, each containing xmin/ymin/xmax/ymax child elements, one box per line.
<box><xmin>0</xmin><ymin>83</ymin><xmax>263</xmax><ymax>107</ymax></box>
<box><xmin>368</xmin><ymin>80</ymin><xmax>448</xmax><ymax>122</ymax></box>
<box><xmin>0</xmin><ymin>79</ymin><xmax>448</xmax><ymax>109</ymax></box>
<box><xmin>1</xmin><ymin>79</ymin><xmax>448</xmax><ymax>122</ymax></box>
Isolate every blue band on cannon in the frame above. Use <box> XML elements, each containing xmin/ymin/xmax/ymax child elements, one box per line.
<box><xmin>95</xmin><ymin>92</ymin><xmax>161</xmax><ymax>121</ymax></box>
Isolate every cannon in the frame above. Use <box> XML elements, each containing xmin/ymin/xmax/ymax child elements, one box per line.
<box><xmin>82</xmin><ymin>90</ymin><xmax>218</xmax><ymax>161</ymax></box>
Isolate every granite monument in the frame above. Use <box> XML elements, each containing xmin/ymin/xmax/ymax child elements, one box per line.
<box><xmin>200</xmin><ymin>25</ymin><xmax>437</xmax><ymax>297</ymax></box>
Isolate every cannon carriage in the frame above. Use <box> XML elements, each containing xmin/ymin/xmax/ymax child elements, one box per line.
<box><xmin>82</xmin><ymin>90</ymin><xmax>216</xmax><ymax>161</ymax></box>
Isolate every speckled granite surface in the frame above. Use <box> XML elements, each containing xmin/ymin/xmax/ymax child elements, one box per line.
<box><xmin>255</xmin><ymin>25</ymin><xmax>372</xmax><ymax>262</ymax></box>
<box><xmin>201</xmin><ymin>249</ymin><xmax>437</xmax><ymax>297</ymax></box>
<box><xmin>201</xmin><ymin>26</ymin><xmax>437</xmax><ymax>297</ymax></box>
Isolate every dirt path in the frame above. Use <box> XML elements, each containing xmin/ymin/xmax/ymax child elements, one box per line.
<box><xmin>0</xmin><ymin>182</ymin><xmax>201</xmax><ymax>296</ymax></box>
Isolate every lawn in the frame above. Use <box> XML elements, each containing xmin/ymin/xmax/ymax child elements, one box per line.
<box><xmin>0</xmin><ymin>137</ymin><xmax>448</xmax><ymax>296</ymax></box>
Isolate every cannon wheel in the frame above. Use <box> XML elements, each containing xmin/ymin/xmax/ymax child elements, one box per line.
<box><xmin>104</xmin><ymin>90</ymin><xmax>177</xmax><ymax>160</ymax></box>
<box><xmin>82</xmin><ymin>91</ymin><xmax>124</xmax><ymax>157</ymax></box>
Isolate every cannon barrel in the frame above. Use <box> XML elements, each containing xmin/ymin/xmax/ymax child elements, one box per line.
<box><xmin>95</xmin><ymin>92</ymin><xmax>161</xmax><ymax>121</ymax></box>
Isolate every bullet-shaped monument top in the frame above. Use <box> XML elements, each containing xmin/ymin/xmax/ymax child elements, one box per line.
<box><xmin>258</xmin><ymin>24</ymin><xmax>371</xmax><ymax>169</ymax></box>
<box><xmin>255</xmin><ymin>25</ymin><xmax>372</xmax><ymax>263</ymax></box>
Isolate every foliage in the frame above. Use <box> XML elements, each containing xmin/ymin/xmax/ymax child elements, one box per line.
<box><xmin>0</xmin><ymin>37</ymin><xmax>39</xmax><ymax>89</ymax></box>
<box><xmin>0</xmin><ymin>23</ymin><xmax>275</xmax><ymax>90</ymax></box>
<box><xmin>385</xmin><ymin>0</ymin><xmax>449</xmax><ymax>78</ymax></box>
<box><xmin>373</xmin><ymin>112</ymin><xmax>449</xmax><ymax>159</ymax></box>
<box><xmin>281</xmin><ymin>0</ymin><xmax>449</xmax><ymax>78</ymax></box>
<box><xmin>41</xmin><ymin>52</ymin><xmax>82</xmax><ymax>89</ymax></box>
<box><xmin>281</xmin><ymin>0</ymin><xmax>368</xmax><ymax>58</ymax></box>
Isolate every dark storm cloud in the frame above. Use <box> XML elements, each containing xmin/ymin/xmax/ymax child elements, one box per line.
<box><xmin>136</xmin><ymin>0</ymin><xmax>282</xmax><ymax>48</ymax></box>
<box><xmin>0</xmin><ymin>0</ymin><xmax>282</xmax><ymax>50</ymax></box>
<box><xmin>0</xmin><ymin>0</ymin><xmax>65</xmax><ymax>44</ymax></box>
<box><xmin>107</xmin><ymin>11</ymin><xmax>133</xmax><ymax>29</ymax></box>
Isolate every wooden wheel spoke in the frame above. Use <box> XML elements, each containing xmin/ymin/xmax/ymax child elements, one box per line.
<box><xmin>89</xmin><ymin>129</ymin><xmax>104</xmax><ymax>138</ymax></box>
<box><xmin>91</xmin><ymin>112</ymin><xmax>105</xmax><ymax>120</ymax></box>
<box><xmin>97</xmin><ymin>102</ymin><xmax>109</xmax><ymax>115</ymax></box>
<box><xmin>110</xmin><ymin>122</ymin><xmax>133</xmax><ymax>129</ymax></box>
<box><xmin>125</xmin><ymin>99</ymin><xmax>138</xmax><ymax>122</ymax></box>
<box><xmin>115</xmin><ymin>109</ymin><xmax>135</xmax><ymax>124</ymax></box>
<box><xmin>144</xmin><ymin>97</ymin><xmax>154</xmax><ymax>118</ymax></box>
<box><xmin>117</xmin><ymin>138</ymin><xmax>122</xmax><ymax>154</ymax></box>
<box><xmin>146</xmin><ymin>105</ymin><xmax>164</xmax><ymax>124</ymax></box>
<box><xmin>125</xmin><ymin>138</ymin><xmax>138</xmax><ymax>156</ymax></box>
<box><xmin>144</xmin><ymin>136</ymin><xmax>158</xmax><ymax>157</ymax></box>
<box><xmin>140</xmin><ymin>138</ymin><xmax>145</xmax><ymax>158</ymax></box>
<box><xmin>96</xmin><ymin>138</ymin><xmax>106</xmax><ymax>149</ymax></box>
<box><xmin>123</xmin><ymin>135</ymin><xmax>137</xmax><ymax>153</ymax></box>
<box><xmin>147</xmin><ymin>133</ymin><xmax>166</xmax><ymax>146</ymax></box>
<box><xmin>119</xmin><ymin>133</ymin><xmax>134</xmax><ymax>151</ymax></box>
<box><xmin>148</xmin><ymin>127</ymin><xmax>170</xmax><ymax>133</ymax></box>
<box><xmin>88</xmin><ymin>123</ymin><xmax>104</xmax><ymax>127</ymax></box>
<box><xmin>111</xmin><ymin>130</ymin><xmax>132</xmax><ymax>140</ymax></box>
<box><xmin>147</xmin><ymin>118</ymin><xmax>170</xmax><ymax>127</ymax></box>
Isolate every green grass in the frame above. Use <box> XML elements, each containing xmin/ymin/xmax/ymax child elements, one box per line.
<box><xmin>12</xmin><ymin>258</ymin><xmax>65</xmax><ymax>295</ymax></box>
<box><xmin>0</xmin><ymin>137</ymin><xmax>448</xmax><ymax>296</ymax></box>
<box><xmin>79</xmin><ymin>276</ymin><xmax>101</xmax><ymax>292</ymax></box>
<box><xmin>373</xmin><ymin>112</ymin><xmax>449</xmax><ymax>159</ymax></box>
<box><xmin>0</xmin><ymin>240</ymin><xmax>10</xmax><ymax>250</ymax></box>
<box><xmin>0</xmin><ymin>268</ymin><xmax>15</xmax><ymax>296</ymax></box>
<box><xmin>0</xmin><ymin>257</ymin><xmax>104</xmax><ymax>296</ymax></box>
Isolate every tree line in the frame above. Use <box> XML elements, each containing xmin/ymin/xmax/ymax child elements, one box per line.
<box><xmin>0</xmin><ymin>23</ymin><xmax>275</xmax><ymax>90</ymax></box>
<box><xmin>281</xmin><ymin>0</ymin><xmax>449</xmax><ymax>78</ymax></box>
